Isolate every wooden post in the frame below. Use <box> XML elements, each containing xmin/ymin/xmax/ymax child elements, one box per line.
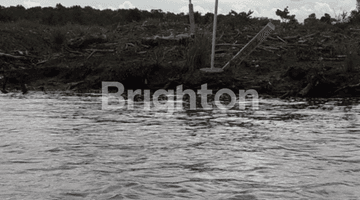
<box><xmin>211</xmin><ymin>0</ymin><xmax>218</xmax><ymax>69</ymax></box>
<box><xmin>189</xmin><ymin>0</ymin><xmax>196</xmax><ymax>36</ymax></box>
<box><xmin>199</xmin><ymin>0</ymin><xmax>223</xmax><ymax>73</ymax></box>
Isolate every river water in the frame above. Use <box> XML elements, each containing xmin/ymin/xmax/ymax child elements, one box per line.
<box><xmin>0</xmin><ymin>92</ymin><xmax>359</xmax><ymax>200</ymax></box>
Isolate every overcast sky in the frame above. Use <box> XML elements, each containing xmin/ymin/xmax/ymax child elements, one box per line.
<box><xmin>1</xmin><ymin>0</ymin><xmax>358</xmax><ymax>23</ymax></box>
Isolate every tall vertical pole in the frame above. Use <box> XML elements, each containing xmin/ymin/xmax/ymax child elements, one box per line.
<box><xmin>211</xmin><ymin>0</ymin><xmax>218</xmax><ymax>69</ymax></box>
<box><xmin>200</xmin><ymin>0</ymin><xmax>223</xmax><ymax>73</ymax></box>
<box><xmin>189</xmin><ymin>0</ymin><xmax>196</xmax><ymax>36</ymax></box>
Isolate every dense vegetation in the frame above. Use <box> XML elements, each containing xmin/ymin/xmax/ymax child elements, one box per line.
<box><xmin>1</xmin><ymin>3</ymin><xmax>360</xmax><ymax>27</ymax></box>
<box><xmin>0</xmin><ymin>4</ymin><xmax>255</xmax><ymax>26</ymax></box>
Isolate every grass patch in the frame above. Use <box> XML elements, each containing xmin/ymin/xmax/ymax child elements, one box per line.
<box><xmin>183</xmin><ymin>30</ymin><xmax>212</xmax><ymax>72</ymax></box>
<box><xmin>51</xmin><ymin>28</ymin><xmax>66</xmax><ymax>51</ymax></box>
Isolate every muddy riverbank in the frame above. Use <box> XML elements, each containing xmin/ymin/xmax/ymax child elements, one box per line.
<box><xmin>1</xmin><ymin>20</ymin><xmax>360</xmax><ymax>98</ymax></box>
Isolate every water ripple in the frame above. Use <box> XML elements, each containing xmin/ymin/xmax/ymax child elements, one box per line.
<box><xmin>0</xmin><ymin>93</ymin><xmax>359</xmax><ymax>199</ymax></box>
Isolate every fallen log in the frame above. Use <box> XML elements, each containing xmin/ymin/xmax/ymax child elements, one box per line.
<box><xmin>100</xmin><ymin>43</ymin><xmax>118</xmax><ymax>47</ymax></box>
<box><xmin>66</xmin><ymin>81</ymin><xmax>86</xmax><ymax>90</ymax></box>
<box><xmin>88</xmin><ymin>42</ymin><xmax>118</xmax><ymax>49</ymax></box>
<box><xmin>279</xmin><ymin>46</ymin><xmax>287</xmax><ymax>50</ymax></box>
<box><xmin>299</xmin><ymin>81</ymin><xmax>313</xmax><ymax>97</ymax></box>
<box><xmin>216</xmin><ymin>43</ymin><xmax>244</xmax><ymax>47</ymax></box>
<box><xmin>333</xmin><ymin>83</ymin><xmax>360</xmax><ymax>95</ymax></box>
<box><xmin>322</xmin><ymin>57</ymin><xmax>346</xmax><ymax>61</ymax></box>
<box><xmin>13</xmin><ymin>50</ymin><xmax>28</xmax><ymax>56</ymax></box>
<box><xmin>277</xmin><ymin>36</ymin><xmax>287</xmax><ymax>43</ymax></box>
<box><xmin>0</xmin><ymin>52</ymin><xmax>28</xmax><ymax>60</ymax></box>
<box><xmin>86</xmin><ymin>51</ymin><xmax>96</xmax><ymax>60</ymax></box>
<box><xmin>259</xmin><ymin>45</ymin><xmax>280</xmax><ymax>50</ymax></box>
<box><xmin>214</xmin><ymin>49</ymin><xmax>229</xmax><ymax>54</ymax></box>
<box><xmin>143</xmin><ymin>33</ymin><xmax>191</xmax><ymax>41</ymax></box>
<box><xmin>84</xmin><ymin>49</ymin><xmax>115</xmax><ymax>52</ymax></box>
<box><xmin>336</xmin><ymin>55</ymin><xmax>347</xmax><ymax>58</ymax></box>
<box><xmin>141</xmin><ymin>44</ymin><xmax>150</xmax><ymax>48</ymax></box>
<box><xmin>68</xmin><ymin>34</ymin><xmax>108</xmax><ymax>48</ymax></box>
<box><xmin>258</xmin><ymin>47</ymin><xmax>274</xmax><ymax>53</ymax></box>
<box><xmin>321</xmin><ymin>35</ymin><xmax>332</xmax><ymax>38</ymax></box>
<box><xmin>35</xmin><ymin>60</ymin><xmax>48</xmax><ymax>65</ymax></box>
<box><xmin>286</xmin><ymin>43</ymin><xmax>309</xmax><ymax>47</ymax></box>
<box><xmin>142</xmin><ymin>33</ymin><xmax>191</xmax><ymax>46</ymax></box>
<box><xmin>320</xmin><ymin>38</ymin><xmax>329</xmax><ymax>43</ymax></box>
<box><xmin>267</xmin><ymin>36</ymin><xmax>278</xmax><ymax>41</ymax></box>
<box><xmin>84</xmin><ymin>49</ymin><xmax>115</xmax><ymax>59</ymax></box>
<box><xmin>282</xmin><ymin>35</ymin><xmax>300</xmax><ymax>41</ymax></box>
<box><xmin>64</xmin><ymin>47</ymin><xmax>83</xmax><ymax>55</ymax></box>
<box><xmin>126</xmin><ymin>43</ymin><xmax>135</xmax><ymax>48</ymax></box>
<box><xmin>300</xmin><ymin>32</ymin><xmax>319</xmax><ymax>39</ymax></box>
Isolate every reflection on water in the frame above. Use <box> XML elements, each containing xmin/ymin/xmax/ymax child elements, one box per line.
<box><xmin>0</xmin><ymin>92</ymin><xmax>359</xmax><ymax>200</ymax></box>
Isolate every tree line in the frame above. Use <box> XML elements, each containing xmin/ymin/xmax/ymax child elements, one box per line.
<box><xmin>276</xmin><ymin>6</ymin><xmax>360</xmax><ymax>25</ymax></box>
<box><xmin>0</xmin><ymin>4</ymin><xmax>275</xmax><ymax>27</ymax></box>
<box><xmin>1</xmin><ymin>4</ymin><xmax>360</xmax><ymax>27</ymax></box>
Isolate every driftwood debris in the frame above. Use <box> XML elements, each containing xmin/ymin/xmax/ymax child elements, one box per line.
<box><xmin>333</xmin><ymin>82</ymin><xmax>360</xmax><ymax>95</ymax></box>
<box><xmin>282</xmin><ymin>35</ymin><xmax>300</xmax><ymax>41</ymax></box>
<box><xmin>299</xmin><ymin>81</ymin><xmax>314</xmax><ymax>96</ymax></box>
<box><xmin>68</xmin><ymin>34</ymin><xmax>107</xmax><ymax>48</ymax></box>
<box><xmin>322</xmin><ymin>57</ymin><xmax>346</xmax><ymax>61</ymax></box>
<box><xmin>267</xmin><ymin>36</ymin><xmax>278</xmax><ymax>41</ymax></box>
<box><xmin>86</xmin><ymin>50</ymin><xmax>97</xmax><ymax>60</ymax></box>
<box><xmin>216</xmin><ymin>43</ymin><xmax>244</xmax><ymax>47</ymax></box>
<box><xmin>143</xmin><ymin>33</ymin><xmax>191</xmax><ymax>41</ymax></box>
<box><xmin>84</xmin><ymin>49</ymin><xmax>115</xmax><ymax>52</ymax></box>
<box><xmin>0</xmin><ymin>52</ymin><xmax>28</xmax><ymax>60</ymax></box>
<box><xmin>85</xmin><ymin>49</ymin><xmax>115</xmax><ymax>59</ymax></box>
<box><xmin>277</xmin><ymin>36</ymin><xmax>287</xmax><ymax>43</ymax></box>
<box><xmin>66</xmin><ymin>81</ymin><xmax>86</xmax><ymax>90</ymax></box>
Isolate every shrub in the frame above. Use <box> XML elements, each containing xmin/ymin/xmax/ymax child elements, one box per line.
<box><xmin>52</xmin><ymin>28</ymin><xmax>66</xmax><ymax>51</ymax></box>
